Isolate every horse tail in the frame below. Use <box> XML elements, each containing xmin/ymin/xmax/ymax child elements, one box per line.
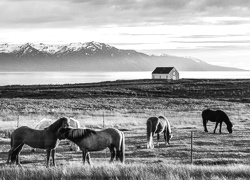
<box><xmin>166</xmin><ymin>118</ymin><xmax>172</xmax><ymax>143</ymax></box>
<box><xmin>202</xmin><ymin>110</ymin><xmax>209</xmax><ymax>132</ymax></box>
<box><xmin>119</xmin><ymin>131</ymin><xmax>125</xmax><ymax>163</ymax></box>
<box><xmin>146</xmin><ymin>119</ymin><xmax>153</xmax><ymax>149</ymax></box>
<box><xmin>7</xmin><ymin>132</ymin><xmax>14</xmax><ymax>164</ymax></box>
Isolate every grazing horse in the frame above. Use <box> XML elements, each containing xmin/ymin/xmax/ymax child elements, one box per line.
<box><xmin>7</xmin><ymin>117</ymin><xmax>70</xmax><ymax>167</ymax></box>
<box><xmin>57</xmin><ymin>127</ymin><xmax>125</xmax><ymax>164</ymax></box>
<box><xmin>32</xmin><ymin>117</ymin><xmax>80</xmax><ymax>151</ymax></box>
<box><xmin>146</xmin><ymin>115</ymin><xmax>172</xmax><ymax>149</ymax></box>
<box><xmin>202</xmin><ymin>109</ymin><xmax>233</xmax><ymax>134</ymax></box>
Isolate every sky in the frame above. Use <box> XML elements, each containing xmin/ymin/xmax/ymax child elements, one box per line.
<box><xmin>0</xmin><ymin>0</ymin><xmax>250</xmax><ymax>70</ymax></box>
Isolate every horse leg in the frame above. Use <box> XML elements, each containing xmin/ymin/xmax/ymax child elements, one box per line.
<box><xmin>156</xmin><ymin>133</ymin><xmax>160</xmax><ymax>147</ymax></box>
<box><xmin>147</xmin><ymin>132</ymin><xmax>153</xmax><ymax>149</ymax></box>
<box><xmin>14</xmin><ymin>144</ymin><xmax>24</xmax><ymax>166</ymax></box>
<box><xmin>86</xmin><ymin>152</ymin><xmax>91</xmax><ymax>165</ymax></box>
<box><xmin>8</xmin><ymin>149</ymin><xmax>17</xmax><ymax>165</ymax></box>
<box><xmin>151</xmin><ymin>134</ymin><xmax>154</xmax><ymax>149</ymax></box>
<box><xmin>203</xmin><ymin>119</ymin><xmax>208</xmax><ymax>132</ymax></box>
<box><xmin>163</xmin><ymin>130</ymin><xmax>168</xmax><ymax>146</ymax></box>
<box><xmin>219</xmin><ymin>122</ymin><xmax>222</xmax><ymax>134</ymax></box>
<box><xmin>6</xmin><ymin>149</ymin><xmax>12</xmax><ymax>164</ymax></box>
<box><xmin>116</xmin><ymin>149</ymin><xmax>119</xmax><ymax>161</ymax></box>
<box><xmin>8</xmin><ymin>143</ymin><xmax>24</xmax><ymax>166</ymax></box>
<box><xmin>51</xmin><ymin>149</ymin><xmax>56</xmax><ymax>166</ymax></box>
<box><xmin>46</xmin><ymin>149</ymin><xmax>52</xmax><ymax>167</ymax></box>
<box><xmin>214</xmin><ymin>122</ymin><xmax>219</xmax><ymax>134</ymax></box>
<box><xmin>82</xmin><ymin>150</ymin><xmax>87</xmax><ymax>165</ymax></box>
<box><xmin>147</xmin><ymin>133</ymin><xmax>151</xmax><ymax>149</ymax></box>
<box><xmin>109</xmin><ymin>146</ymin><xmax>115</xmax><ymax>162</ymax></box>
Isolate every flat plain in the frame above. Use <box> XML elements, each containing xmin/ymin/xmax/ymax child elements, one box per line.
<box><xmin>0</xmin><ymin>79</ymin><xmax>250</xmax><ymax>179</ymax></box>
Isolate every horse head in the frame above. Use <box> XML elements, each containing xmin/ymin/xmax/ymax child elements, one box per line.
<box><xmin>165</xmin><ymin>133</ymin><xmax>173</xmax><ymax>145</ymax></box>
<box><xmin>60</xmin><ymin>117</ymin><xmax>70</xmax><ymax>128</ymax></box>
<box><xmin>227</xmin><ymin>124</ymin><xmax>233</xmax><ymax>133</ymax></box>
<box><xmin>57</xmin><ymin>127</ymin><xmax>70</xmax><ymax>140</ymax></box>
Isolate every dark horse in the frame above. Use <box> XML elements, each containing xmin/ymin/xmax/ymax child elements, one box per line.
<box><xmin>57</xmin><ymin>127</ymin><xmax>125</xmax><ymax>164</ymax></box>
<box><xmin>202</xmin><ymin>109</ymin><xmax>233</xmax><ymax>134</ymax></box>
<box><xmin>7</xmin><ymin>117</ymin><xmax>70</xmax><ymax>167</ymax></box>
<box><xmin>146</xmin><ymin>115</ymin><xmax>172</xmax><ymax>149</ymax></box>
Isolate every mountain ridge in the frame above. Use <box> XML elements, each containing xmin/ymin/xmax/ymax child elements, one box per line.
<box><xmin>0</xmin><ymin>41</ymin><xmax>244</xmax><ymax>72</ymax></box>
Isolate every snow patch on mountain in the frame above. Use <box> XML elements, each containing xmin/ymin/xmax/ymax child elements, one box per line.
<box><xmin>185</xmin><ymin>56</ymin><xmax>203</xmax><ymax>63</ymax></box>
<box><xmin>0</xmin><ymin>43</ymin><xmax>20</xmax><ymax>53</ymax></box>
<box><xmin>0</xmin><ymin>41</ymin><xmax>114</xmax><ymax>55</ymax></box>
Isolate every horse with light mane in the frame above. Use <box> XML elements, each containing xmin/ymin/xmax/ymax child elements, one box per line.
<box><xmin>57</xmin><ymin>127</ymin><xmax>125</xmax><ymax>164</ymax></box>
<box><xmin>146</xmin><ymin>115</ymin><xmax>172</xmax><ymax>149</ymax></box>
<box><xmin>7</xmin><ymin>117</ymin><xmax>70</xmax><ymax>167</ymax></box>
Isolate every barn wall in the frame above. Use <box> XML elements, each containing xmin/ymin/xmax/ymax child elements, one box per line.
<box><xmin>152</xmin><ymin>74</ymin><xmax>169</xmax><ymax>79</ymax></box>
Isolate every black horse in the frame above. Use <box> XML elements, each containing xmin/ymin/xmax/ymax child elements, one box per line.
<box><xmin>202</xmin><ymin>109</ymin><xmax>233</xmax><ymax>134</ymax></box>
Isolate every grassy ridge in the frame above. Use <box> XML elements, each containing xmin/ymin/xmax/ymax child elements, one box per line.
<box><xmin>0</xmin><ymin>79</ymin><xmax>250</xmax><ymax>102</ymax></box>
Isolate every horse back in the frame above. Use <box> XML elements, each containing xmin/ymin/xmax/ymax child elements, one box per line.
<box><xmin>202</xmin><ymin>109</ymin><xmax>230</xmax><ymax>123</ymax></box>
<box><xmin>155</xmin><ymin>116</ymin><xmax>167</xmax><ymax>133</ymax></box>
<box><xmin>216</xmin><ymin>110</ymin><xmax>230</xmax><ymax>122</ymax></box>
<box><xmin>202</xmin><ymin>109</ymin><xmax>218</xmax><ymax>122</ymax></box>
<box><xmin>100</xmin><ymin>128</ymin><xmax>122</xmax><ymax>142</ymax></box>
<box><xmin>147</xmin><ymin>117</ymin><xmax>160</xmax><ymax>134</ymax></box>
<box><xmin>12</xmin><ymin>126</ymin><xmax>57</xmax><ymax>149</ymax></box>
<box><xmin>79</xmin><ymin>128</ymin><xmax>122</xmax><ymax>151</ymax></box>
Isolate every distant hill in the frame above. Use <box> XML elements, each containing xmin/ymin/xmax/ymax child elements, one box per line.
<box><xmin>0</xmin><ymin>42</ymin><xmax>243</xmax><ymax>71</ymax></box>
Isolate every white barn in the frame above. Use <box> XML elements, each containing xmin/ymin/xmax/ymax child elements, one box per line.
<box><xmin>152</xmin><ymin>67</ymin><xmax>179</xmax><ymax>80</ymax></box>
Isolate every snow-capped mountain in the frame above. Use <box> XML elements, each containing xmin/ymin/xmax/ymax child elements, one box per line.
<box><xmin>0</xmin><ymin>42</ymin><xmax>243</xmax><ymax>71</ymax></box>
<box><xmin>0</xmin><ymin>41</ymin><xmax>113</xmax><ymax>55</ymax></box>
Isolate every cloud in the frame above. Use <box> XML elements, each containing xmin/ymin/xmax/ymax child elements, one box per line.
<box><xmin>171</xmin><ymin>40</ymin><xmax>250</xmax><ymax>44</ymax></box>
<box><xmin>177</xmin><ymin>34</ymin><xmax>248</xmax><ymax>39</ymax></box>
<box><xmin>1</xmin><ymin>0</ymin><xmax>250</xmax><ymax>29</ymax></box>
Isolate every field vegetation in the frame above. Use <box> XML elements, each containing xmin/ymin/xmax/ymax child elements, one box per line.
<box><xmin>0</xmin><ymin>79</ymin><xmax>250</xmax><ymax>179</ymax></box>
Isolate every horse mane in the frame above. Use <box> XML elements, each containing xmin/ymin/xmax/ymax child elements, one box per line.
<box><xmin>69</xmin><ymin>118</ymin><xmax>80</xmax><ymax>128</ymax></box>
<box><xmin>34</xmin><ymin>119</ymin><xmax>52</xmax><ymax>129</ymax></box>
<box><xmin>158</xmin><ymin>115</ymin><xmax>172</xmax><ymax>134</ymax></box>
<box><xmin>158</xmin><ymin>115</ymin><xmax>167</xmax><ymax>120</ymax></box>
<box><xmin>223</xmin><ymin>113</ymin><xmax>233</xmax><ymax>127</ymax></box>
<box><xmin>47</xmin><ymin>117</ymin><xmax>68</xmax><ymax>131</ymax></box>
<box><xmin>67</xmin><ymin>128</ymin><xmax>97</xmax><ymax>140</ymax></box>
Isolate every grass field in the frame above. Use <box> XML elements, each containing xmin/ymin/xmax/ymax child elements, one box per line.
<box><xmin>0</xmin><ymin>79</ymin><xmax>250</xmax><ymax>179</ymax></box>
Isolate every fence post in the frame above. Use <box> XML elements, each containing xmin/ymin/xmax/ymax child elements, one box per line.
<box><xmin>103</xmin><ymin>111</ymin><xmax>105</xmax><ymax>128</ymax></box>
<box><xmin>17</xmin><ymin>115</ymin><xmax>20</xmax><ymax>127</ymax></box>
<box><xmin>191</xmin><ymin>131</ymin><xmax>193</xmax><ymax>164</ymax></box>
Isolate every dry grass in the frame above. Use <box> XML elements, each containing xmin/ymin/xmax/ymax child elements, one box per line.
<box><xmin>1</xmin><ymin>162</ymin><xmax>250</xmax><ymax>180</ymax></box>
<box><xmin>0</xmin><ymin>80</ymin><xmax>250</xmax><ymax>179</ymax></box>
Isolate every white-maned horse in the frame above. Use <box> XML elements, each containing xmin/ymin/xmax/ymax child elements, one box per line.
<box><xmin>32</xmin><ymin>118</ymin><xmax>81</xmax><ymax>151</ymax></box>
<box><xmin>146</xmin><ymin>115</ymin><xmax>172</xmax><ymax>149</ymax></box>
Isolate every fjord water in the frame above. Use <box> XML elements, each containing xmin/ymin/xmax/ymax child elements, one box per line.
<box><xmin>0</xmin><ymin>71</ymin><xmax>250</xmax><ymax>86</ymax></box>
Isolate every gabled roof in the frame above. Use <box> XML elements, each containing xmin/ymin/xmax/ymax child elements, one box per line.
<box><xmin>152</xmin><ymin>67</ymin><xmax>175</xmax><ymax>74</ymax></box>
